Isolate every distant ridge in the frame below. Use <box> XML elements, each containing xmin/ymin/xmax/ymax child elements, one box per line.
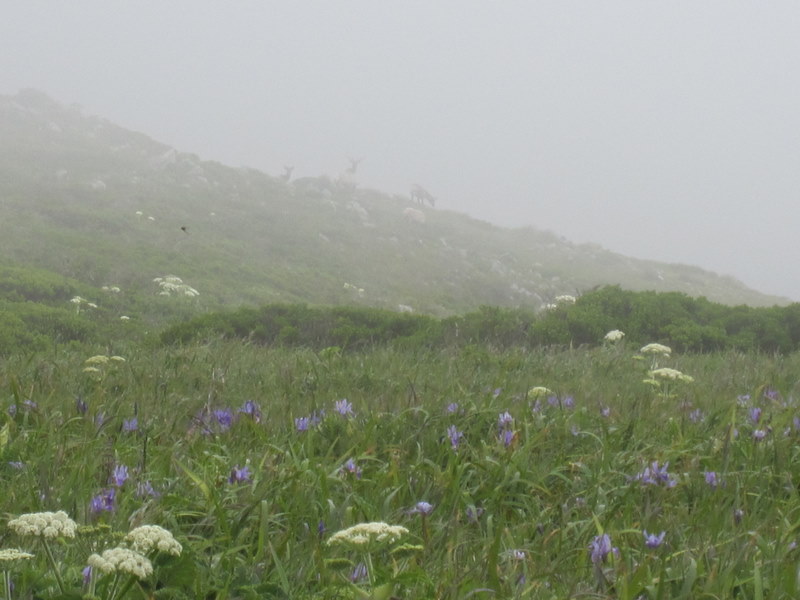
<box><xmin>0</xmin><ymin>89</ymin><xmax>789</xmax><ymax>315</ymax></box>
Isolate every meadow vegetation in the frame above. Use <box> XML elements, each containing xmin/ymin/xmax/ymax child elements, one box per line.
<box><xmin>2</xmin><ymin>314</ymin><xmax>800</xmax><ymax>597</ymax></box>
<box><xmin>4</xmin><ymin>90</ymin><xmax>800</xmax><ymax>598</ymax></box>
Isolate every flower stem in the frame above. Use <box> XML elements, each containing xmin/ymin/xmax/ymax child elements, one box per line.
<box><xmin>40</xmin><ymin>539</ymin><xmax>66</xmax><ymax>595</ymax></box>
<box><xmin>111</xmin><ymin>574</ymin><xmax>138</xmax><ymax>600</ymax></box>
<box><xmin>4</xmin><ymin>569</ymin><xmax>12</xmax><ymax>600</ymax></box>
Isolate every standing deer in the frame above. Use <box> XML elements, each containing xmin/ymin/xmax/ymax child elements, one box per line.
<box><xmin>337</xmin><ymin>157</ymin><xmax>363</xmax><ymax>191</ymax></box>
<box><xmin>279</xmin><ymin>165</ymin><xmax>294</xmax><ymax>183</ymax></box>
<box><xmin>410</xmin><ymin>184</ymin><xmax>436</xmax><ymax>207</ymax></box>
<box><xmin>346</xmin><ymin>157</ymin><xmax>363</xmax><ymax>175</ymax></box>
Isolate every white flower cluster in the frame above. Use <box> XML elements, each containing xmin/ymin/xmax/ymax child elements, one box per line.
<box><xmin>649</xmin><ymin>368</ymin><xmax>694</xmax><ymax>383</ymax></box>
<box><xmin>343</xmin><ymin>282</ymin><xmax>365</xmax><ymax>296</ymax></box>
<box><xmin>101</xmin><ymin>285</ymin><xmax>121</xmax><ymax>293</ymax></box>
<box><xmin>528</xmin><ymin>386</ymin><xmax>553</xmax><ymax>398</ymax></box>
<box><xmin>124</xmin><ymin>525</ymin><xmax>182</xmax><ymax>556</ymax></box>
<box><xmin>0</xmin><ymin>549</ymin><xmax>34</xmax><ymax>561</ymax></box>
<box><xmin>8</xmin><ymin>511</ymin><xmax>77</xmax><ymax>539</ymax></box>
<box><xmin>70</xmin><ymin>296</ymin><xmax>98</xmax><ymax>310</ymax></box>
<box><xmin>554</xmin><ymin>294</ymin><xmax>577</xmax><ymax>305</ymax></box>
<box><xmin>327</xmin><ymin>522</ymin><xmax>409</xmax><ymax>549</ymax></box>
<box><xmin>604</xmin><ymin>329</ymin><xmax>625</xmax><ymax>342</ymax></box>
<box><xmin>153</xmin><ymin>275</ymin><xmax>199</xmax><ymax>298</ymax></box>
<box><xmin>640</xmin><ymin>343</ymin><xmax>672</xmax><ymax>357</ymax></box>
<box><xmin>88</xmin><ymin>547</ymin><xmax>153</xmax><ymax>579</ymax></box>
<box><xmin>83</xmin><ymin>355</ymin><xmax>125</xmax><ymax>374</ymax></box>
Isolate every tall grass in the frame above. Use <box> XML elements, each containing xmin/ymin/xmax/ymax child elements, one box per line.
<box><xmin>1</xmin><ymin>341</ymin><xmax>800</xmax><ymax>598</ymax></box>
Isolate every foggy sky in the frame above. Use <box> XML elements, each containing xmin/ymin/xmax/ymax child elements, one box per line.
<box><xmin>3</xmin><ymin>2</ymin><xmax>800</xmax><ymax>300</ymax></box>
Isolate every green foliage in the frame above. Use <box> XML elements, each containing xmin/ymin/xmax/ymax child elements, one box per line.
<box><xmin>533</xmin><ymin>286</ymin><xmax>800</xmax><ymax>353</ymax></box>
<box><xmin>2</xmin><ymin>341</ymin><xmax>800</xmax><ymax>597</ymax></box>
<box><xmin>0</xmin><ymin>89</ymin><xmax>789</xmax><ymax>330</ymax></box>
<box><xmin>160</xmin><ymin>303</ymin><xmax>438</xmax><ymax>350</ymax></box>
<box><xmin>159</xmin><ymin>287</ymin><xmax>800</xmax><ymax>355</ymax></box>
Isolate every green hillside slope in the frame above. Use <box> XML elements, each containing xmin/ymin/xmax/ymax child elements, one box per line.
<box><xmin>0</xmin><ymin>89</ymin><xmax>788</xmax><ymax>321</ymax></box>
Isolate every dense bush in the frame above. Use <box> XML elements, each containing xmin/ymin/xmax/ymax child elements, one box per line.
<box><xmin>160</xmin><ymin>304</ymin><xmax>439</xmax><ymax>350</ymax></box>
<box><xmin>160</xmin><ymin>287</ymin><xmax>800</xmax><ymax>355</ymax></box>
<box><xmin>0</xmin><ymin>300</ymin><xmax>96</xmax><ymax>354</ymax></box>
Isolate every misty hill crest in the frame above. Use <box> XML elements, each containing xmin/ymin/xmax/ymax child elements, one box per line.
<box><xmin>0</xmin><ymin>89</ymin><xmax>788</xmax><ymax>315</ymax></box>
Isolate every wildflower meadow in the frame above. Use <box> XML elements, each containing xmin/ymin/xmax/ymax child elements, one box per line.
<box><xmin>2</xmin><ymin>334</ymin><xmax>800</xmax><ymax>598</ymax></box>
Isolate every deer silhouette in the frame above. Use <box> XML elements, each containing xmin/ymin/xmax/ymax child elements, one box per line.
<box><xmin>410</xmin><ymin>184</ymin><xmax>436</xmax><ymax>207</ymax></box>
<box><xmin>279</xmin><ymin>165</ymin><xmax>294</xmax><ymax>183</ymax></box>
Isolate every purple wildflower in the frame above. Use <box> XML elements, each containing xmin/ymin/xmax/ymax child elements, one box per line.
<box><xmin>90</xmin><ymin>488</ymin><xmax>116</xmax><ymax>514</ymax></box>
<box><xmin>466</xmin><ymin>506</ymin><xmax>484</xmax><ymax>523</ymax></box>
<box><xmin>446</xmin><ymin>402</ymin><xmax>460</xmax><ymax>414</ymax></box>
<box><xmin>600</xmin><ymin>406</ymin><xmax>611</xmax><ymax>418</ymax></box>
<box><xmin>295</xmin><ymin>416</ymin><xmax>310</xmax><ymax>432</ymax></box>
<box><xmin>589</xmin><ymin>533</ymin><xmax>617</xmax><ymax>564</ymax></box>
<box><xmin>643</xmin><ymin>530</ymin><xmax>666</xmax><ymax>549</ymax></box>
<box><xmin>493</xmin><ymin>388</ymin><xmax>502</xmax><ymax>398</ymax></box>
<box><xmin>737</xmin><ymin>394</ymin><xmax>751</xmax><ymax>406</ymax></box>
<box><xmin>794</xmin><ymin>416</ymin><xmax>800</xmax><ymax>431</ymax></box>
<box><xmin>122</xmin><ymin>417</ymin><xmax>138</xmax><ymax>432</ymax></box>
<box><xmin>136</xmin><ymin>480</ymin><xmax>159</xmax><ymax>498</ymax></box>
<box><xmin>228</xmin><ymin>465</ymin><xmax>252</xmax><ymax>484</ymax></box>
<box><xmin>76</xmin><ymin>397</ymin><xmax>88</xmax><ymax>415</ymax></box>
<box><xmin>213</xmin><ymin>408</ymin><xmax>234</xmax><ymax>431</ymax></box>
<box><xmin>688</xmin><ymin>409</ymin><xmax>704</xmax><ymax>423</ymax></box>
<box><xmin>341</xmin><ymin>458</ymin><xmax>362</xmax><ymax>479</ymax></box>
<box><xmin>509</xmin><ymin>549</ymin><xmax>526</xmax><ymax>560</ymax></box>
<box><xmin>753</xmin><ymin>428</ymin><xmax>767</xmax><ymax>441</ymax></box>
<box><xmin>350</xmin><ymin>562</ymin><xmax>368</xmax><ymax>583</ymax></box>
<box><xmin>749</xmin><ymin>407</ymin><xmax>762</xmax><ymax>424</ymax></box>
<box><xmin>704</xmin><ymin>471</ymin><xmax>719</xmax><ymax>489</ymax></box>
<box><xmin>500</xmin><ymin>429</ymin><xmax>516</xmax><ymax>447</ymax></box>
<box><xmin>334</xmin><ymin>399</ymin><xmax>354</xmax><ymax>418</ymax></box>
<box><xmin>562</xmin><ymin>395</ymin><xmax>575</xmax><ymax>409</ymax></box>
<box><xmin>82</xmin><ymin>565</ymin><xmax>92</xmax><ymax>587</ymax></box>
<box><xmin>238</xmin><ymin>400</ymin><xmax>262</xmax><ymax>423</ymax></box>
<box><xmin>310</xmin><ymin>410</ymin><xmax>325</xmax><ymax>426</ymax></box>
<box><xmin>447</xmin><ymin>424</ymin><xmax>463</xmax><ymax>449</ymax></box>
<box><xmin>547</xmin><ymin>395</ymin><xmax>559</xmax><ymax>408</ymax></box>
<box><xmin>95</xmin><ymin>412</ymin><xmax>108</xmax><ymax>428</ymax></box>
<box><xmin>111</xmin><ymin>464</ymin><xmax>129</xmax><ymax>487</ymax></box>
<box><xmin>317</xmin><ymin>521</ymin><xmax>326</xmax><ymax>538</ymax></box>
<box><xmin>765</xmin><ymin>388</ymin><xmax>780</xmax><ymax>401</ymax></box>
<box><xmin>23</xmin><ymin>400</ymin><xmax>37</xmax><ymax>410</ymax></box>
<box><xmin>413</xmin><ymin>501</ymin><xmax>434</xmax><ymax>516</ymax></box>
<box><xmin>734</xmin><ymin>508</ymin><xmax>745</xmax><ymax>524</ymax></box>
<box><xmin>498</xmin><ymin>411</ymin><xmax>513</xmax><ymax>429</ymax></box>
<box><xmin>634</xmin><ymin>461</ymin><xmax>677</xmax><ymax>488</ymax></box>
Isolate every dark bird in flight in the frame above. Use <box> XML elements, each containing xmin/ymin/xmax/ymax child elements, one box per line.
<box><xmin>180</xmin><ymin>226</ymin><xmax>188</xmax><ymax>234</ymax></box>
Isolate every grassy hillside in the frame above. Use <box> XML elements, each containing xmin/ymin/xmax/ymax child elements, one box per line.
<box><xmin>0</xmin><ymin>89</ymin><xmax>787</xmax><ymax>324</ymax></box>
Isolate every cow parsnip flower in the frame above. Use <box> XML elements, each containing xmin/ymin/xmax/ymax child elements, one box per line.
<box><xmin>8</xmin><ymin>511</ymin><xmax>77</xmax><ymax>539</ymax></box>
<box><xmin>650</xmin><ymin>368</ymin><xmax>694</xmax><ymax>383</ymax></box>
<box><xmin>87</xmin><ymin>547</ymin><xmax>153</xmax><ymax>579</ymax></box>
<box><xmin>640</xmin><ymin>343</ymin><xmax>672</xmax><ymax>357</ymax></box>
<box><xmin>85</xmin><ymin>355</ymin><xmax>110</xmax><ymax>365</ymax></box>
<box><xmin>327</xmin><ymin>522</ymin><xmax>409</xmax><ymax>550</ymax></box>
<box><xmin>604</xmin><ymin>329</ymin><xmax>625</xmax><ymax>342</ymax></box>
<box><xmin>528</xmin><ymin>386</ymin><xmax>553</xmax><ymax>398</ymax></box>
<box><xmin>125</xmin><ymin>525</ymin><xmax>182</xmax><ymax>556</ymax></box>
<box><xmin>0</xmin><ymin>549</ymin><xmax>34</xmax><ymax>561</ymax></box>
